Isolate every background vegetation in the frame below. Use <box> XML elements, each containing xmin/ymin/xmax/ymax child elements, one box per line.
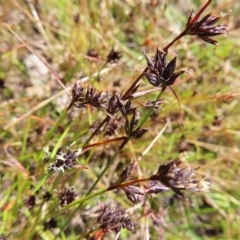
<box><xmin>0</xmin><ymin>0</ymin><xmax>240</xmax><ymax>239</ymax></box>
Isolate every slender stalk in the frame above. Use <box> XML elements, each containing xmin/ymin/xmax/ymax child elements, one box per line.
<box><xmin>138</xmin><ymin>122</ymin><xmax>168</xmax><ymax>162</ymax></box>
<box><xmin>169</xmin><ymin>86</ymin><xmax>184</xmax><ymax>126</ymax></box>
<box><xmin>107</xmin><ymin>177</ymin><xmax>151</xmax><ymax>191</ymax></box>
<box><xmin>62</xmin><ymin>189</ymin><xmax>106</xmax><ymax>210</ymax></box>
<box><xmin>3</xmin><ymin>23</ymin><xmax>70</xmax><ymax>95</ymax></box>
<box><xmin>61</xmin><ymin>176</ymin><xmax>153</xmax><ymax>211</ymax></box>
<box><xmin>83</xmin><ymin>136</ymin><xmax>126</xmax><ymax>150</ymax></box>
<box><xmin>84</xmin><ymin>116</ymin><xmax>109</xmax><ymax>145</ymax></box>
<box><xmin>122</xmin><ymin>67</ymin><xmax>148</xmax><ymax>100</ymax></box>
<box><xmin>94</xmin><ymin>62</ymin><xmax>108</xmax><ymax>82</ymax></box>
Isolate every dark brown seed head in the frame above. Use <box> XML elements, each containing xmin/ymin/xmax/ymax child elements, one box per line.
<box><xmin>144</xmin><ymin>49</ymin><xmax>184</xmax><ymax>88</ymax></box>
<box><xmin>186</xmin><ymin>12</ymin><xmax>228</xmax><ymax>45</ymax></box>
<box><xmin>45</xmin><ymin>143</ymin><xmax>82</xmax><ymax>173</ymax></box>
<box><xmin>68</xmin><ymin>83</ymin><xmax>110</xmax><ymax>110</ymax></box>
<box><xmin>212</xmin><ymin>116</ymin><xmax>222</xmax><ymax>126</ymax></box>
<box><xmin>25</xmin><ymin>195</ymin><xmax>36</xmax><ymax>209</ymax></box>
<box><xmin>43</xmin><ymin>218</ymin><xmax>58</xmax><ymax>230</ymax></box>
<box><xmin>146</xmin><ymin>180</ymin><xmax>170</xmax><ymax>194</ymax></box>
<box><xmin>152</xmin><ymin>159</ymin><xmax>209</xmax><ymax>192</ymax></box>
<box><xmin>43</xmin><ymin>191</ymin><xmax>52</xmax><ymax>201</ymax></box>
<box><xmin>106</xmin><ymin>47</ymin><xmax>122</xmax><ymax>63</ymax></box>
<box><xmin>97</xmin><ymin>204</ymin><xmax>137</xmax><ymax>233</ymax></box>
<box><xmin>123</xmin><ymin>186</ymin><xmax>145</xmax><ymax>204</ymax></box>
<box><xmin>105</xmin><ymin>117</ymin><xmax>124</xmax><ymax>136</ymax></box>
<box><xmin>86</xmin><ymin>48</ymin><xmax>100</xmax><ymax>62</ymax></box>
<box><xmin>58</xmin><ymin>186</ymin><xmax>76</xmax><ymax>207</ymax></box>
<box><xmin>123</xmin><ymin>109</ymin><xmax>148</xmax><ymax>139</ymax></box>
<box><xmin>120</xmin><ymin>162</ymin><xmax>135</xmax><ymax>182</ymax></box>
<box><xmin>106</xmin><ymin>94</ymin><xmax>122</xmax><ymax>114</ymax></box>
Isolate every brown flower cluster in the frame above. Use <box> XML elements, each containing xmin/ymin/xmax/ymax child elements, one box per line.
<box><xmin>123</xmin><ymin>108</ymin><xmax>148</xmax><ymax>139</ymax></box>
<box><xmin>154</xmin><ymin>159</ymin><xmax>209</xmax><ymax>192</ymax></box>
<box><xmin>144</xmin><ymin>49</ymin><xmax>184</xmax><ymax>89</ymax></box>
<box><xmin>58</xmin><ymin>186</ymin><xmax>76</xmax><ymax>207</ymax></box>
<box><xmin>186</xmin><ymin>12</ymin><xmax>228</xmax><ymax>45</ymax></box>
<box><xmin>44</xmin><ymin>143</ymin><xmax>82</xmax><ymax>173</ymax></box>
<box><xmin>117</xmin><ymin>162</ymin><xmax>145</xmax><ymax>204</ymax></box>
<box><xmin>96</xmin><ymin>204</ymin><xmax>137</xmax><ymax>233</ymax></box>
<box><xmin>43</xmin><ymin>218</ymin><xmax>58</xmax><ymax>230</ymax></box>
<box><xmin>114</xmin><ymin>159</ymin><xmax>209</xmax><ymax>205</ymax></box>
<box><xmin>146</xmin><ymin>159</ymin><xmax>210</xmax><ymax>203</ymax></box>
<box><xmin>67</xmin><ymin>84</ymin><xmax>110</xmax><ymax>110</ymax></box>
<box><xmin>106</xmin><ymin>47</ymin><xmax>122</xmax><ymax>63</ymax></box>
<box><xmin>25</xmin><ymin>195</ymin><xmax>36</xmax><ymax>209</ymax></box>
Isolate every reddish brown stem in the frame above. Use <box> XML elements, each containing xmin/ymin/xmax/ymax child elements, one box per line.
<box><xmin>84</xmin><ymin>116</ymin><xmax>109</xmax><ymax>145</ymax></box>
<box><xmin>189</xmin><ymin>0</ymin><xmax>212</xmax><ymax>25</ymax></box>
<box><xmin>118</xmin><ymin>136</ymin><xmax>130</xmax><ymax>150</ymax></box>
<box><xmin>83</xmin><ymin>136</ymin><xmax>126</xmax><ymax>150</ymax></box>
<box><xmin>107</xmin><ymin>177</ymin><xmax>151</xmax><ymax>191</ymax></box>
<box><xmin>122</xmin><ymin>67</ymin><xmax>148</xmax><ymax>100</ymax></box>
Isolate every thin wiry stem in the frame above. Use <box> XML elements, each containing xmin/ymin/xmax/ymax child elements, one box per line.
<box><xmin>122</xmin><ymin>67</ymin><xmax>148</xmax><ymax>100</ymax></box>
<box><xmin>107</xmin><ymin>177</ymin><xmax>151</xmax><ymax>191</ymax></box>
<box><xmin>138</xmin><ymin>122</ymin><xmax>169</xmax><ymax>162</ymax></box>
<box><xmin>84</xmin><ymin>116</ymin><xmax>109</xmax><ymax>145</ymax></box>
<box><xmin>3</xmin><ymin>23</ymin><xmax>70</xmax><ymax>96</ymax></box>
<box><xmin>3</xmin><ymin>66</ymin><xmax>115</xmax><ymax>129</ymax></box>
<box><xmin>83</xmin><ymin>136</ymin><xmax>126</xmax><ymax>151</ymax></box>
<box><xmin>169</xmin><ymin>86</ymin><xmax>184</xmax><ymax>126</ymax></box>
